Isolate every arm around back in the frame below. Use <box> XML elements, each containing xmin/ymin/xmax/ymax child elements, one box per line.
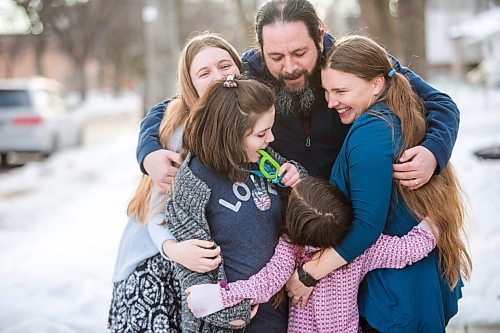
<box><xmin>362</xmin><ymin>224</ymin><xmax>436</xmax><ymax>273</ymax></box>
<box><xmin>136</xmin><ymin>100</ymin><xmax>169</xmax><ymax>174</ymax></box>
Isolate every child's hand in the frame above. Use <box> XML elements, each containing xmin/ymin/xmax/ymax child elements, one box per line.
<box><xmin>164</xmin><ymin>239</ymin><xmax>221</xmax><ymax>273</ymax></box>
<box><xmin>186</xmin><ymin>284</ymin><xmax>224</xmax><ymax>318</ymax></box>
<box><xmin>278</xmin><ymin>163</ymin><xmax>301</xmax><ymax>188</ymax></box>
<box><xmin>250</xmin><ymin>303</ymin><xmax>260</xmax><ymax>319</ymax></box>
<box><xmin>286</xmin><ymin>269</ymin><xmax>314</xmax><ymax>308</ymax></box>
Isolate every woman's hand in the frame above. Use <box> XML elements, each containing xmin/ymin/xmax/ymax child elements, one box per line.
<box><xmin>279</xmin><ymin>162</ymin><xmax>301</xmax><ymax>188</ymax></box>
<box><xmin>393</xmin><ymin>146</ymin><xmax>437</xmax><ymax>190</ymax></box>
<box><xmin>250</xmin><ymin>304</ymin><xmax>260</xmax><ymax>319</ymax></box>
<box><xmin>163</xmin><ymin>239</ymin><xmax>221</xmax><ymax>273</ymax></box>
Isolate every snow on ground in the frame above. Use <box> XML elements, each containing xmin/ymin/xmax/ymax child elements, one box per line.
<box><xmin>0</xmin><ymin>83</ymin><xmax>499</xmax><ymax>332</ymax></box>
<box><xmin>443</xmin><ymin>82</ymin><xmax>500</xmax><ymax>329</ymax></box>
<box><xmin>0</xmin><ymin>92</ymin><xmax>142</xmax><ymax>332</ymax></box>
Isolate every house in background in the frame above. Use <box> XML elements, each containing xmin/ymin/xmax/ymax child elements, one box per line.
<box><xmin>426</xmin><ymin>0</ymin><xmax>500</xmax><ymax>86</ymax></box>
<box><xmin>449</xmin><ymin>6</ymin><xmax>500</xmax><ymax>86</ymax></box>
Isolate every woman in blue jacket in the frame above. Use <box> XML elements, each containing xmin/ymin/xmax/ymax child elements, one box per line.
<box><xmin>287</xmin><ymin>35</ymin><xmax>472</xmax><ymax>332</ymax></box>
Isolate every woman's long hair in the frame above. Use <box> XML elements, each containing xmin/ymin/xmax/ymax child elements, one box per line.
<box><xmin>127</xmin><ymin>33</ymin><xmax>244</xmax><ymax>223</ymax></box>
<box><xmin>324</xmin><ymin>35</ymin><xmax>471</xmax><ymax>288</ymax></box>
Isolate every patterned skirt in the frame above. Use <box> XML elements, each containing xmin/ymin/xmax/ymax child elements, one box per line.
<box><xmin>108</xmin><ymin>254</ymin><xmax>181</xmax><ymax>333</ymax></box>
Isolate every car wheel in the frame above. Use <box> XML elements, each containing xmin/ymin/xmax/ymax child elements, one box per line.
<box><xmin>43</xmin><ymin>135</ymin><xmax>59</xmax><ymax>157</ymax></box>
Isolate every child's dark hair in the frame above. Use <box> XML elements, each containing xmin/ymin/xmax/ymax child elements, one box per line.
<box><xmin>284</xmin><ymin>177</ymin><xmax>353</xmax><ymax>249</ymax></box>
<box><xmin>272</xmin><ymin>176</ymin><xmax>352</xmax><ymax>308</ymax></box>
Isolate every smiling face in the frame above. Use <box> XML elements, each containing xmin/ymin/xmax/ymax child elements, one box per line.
<box><xmin>262</xmin><ymin>21</ymin><xmax>323</xmax><ymax>93</ymax></box>
<box><xmin>321</xmin><ymin>68</ymin><xmax>384</xmax><ymax>124</ymax></box>
<box><xmin>243</xmin><ymin>106</ymin><xmax>276</xmax><ymax>163</ymax></box>
<box><xmin>189</xmin><ymin>46</ymin><xmax>241</xmax><ymax>97</ymax></box>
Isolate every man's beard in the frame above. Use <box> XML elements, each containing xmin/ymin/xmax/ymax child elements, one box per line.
<box><xmin>263</xmin><ymin>49</ymin><xmax>322</xmax><ymax>117</ymax></box>
<box><xmin>274</xmin><ymin>71</ymin><xmax>317</xmax><ymax>117</ymax></box>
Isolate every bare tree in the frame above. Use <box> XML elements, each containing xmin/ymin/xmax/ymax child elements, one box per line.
<box><xmin>173</xmin><ymin>0</ymin><xmax>184</xmax><ymax>43</ymax></box>
<box><xmin>94</xmin><ymin>0</ymin><xmax>144</xmax><ymax>95</ymax></box>
<box><xmin>15</xmin><ymin>0</ymin><xmax>126</xmax><ymax>99</ymax></box>
<box><xmin>356</xmin><ymin>0</ymin><xmax>427</xmax><ymax>78</ymax></box>
<box><xmin>396</xmin><ymin>0</ymin><xmax>427</xmax><ymax>79</ymax></box>
<box><xmin>358</xmin><ymin>0</ymin><xmax>398</xmax><ymax>52</ymax></box>
<box><xmin>235</xmin><ymin>0</ymin><xmax>259</xmax><ymax>47</ymax></box>
<box><xmin>143</xmin><ymin>0</ymin><xmax>181</xmax><ymax>111</ymax></box>
<box><xmin>174</xmin><ymin>0</ymin><xmax>254</xmax><ymax>52</ymax></box>
<box><xmin>13</xmin><ymin>0</ymin><xmax>53</xmax><ymax>75</ymax></box>
<box><xmin>0</xmin><ymin>36</ymin><xmax>30</xmax><ymax>77</ymax></box>
<box><xmin>40</xmin><ymin>0</ymin><xmax>124</xmax><ymax>100</ymax></box>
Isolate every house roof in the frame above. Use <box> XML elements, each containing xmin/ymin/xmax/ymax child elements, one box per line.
<box><xmin>449</xmin><ymin>6</ymin><xmax>500</xmax><ymax>42</ymax></box>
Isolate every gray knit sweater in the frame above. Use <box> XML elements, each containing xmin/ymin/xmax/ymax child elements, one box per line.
<box><xmin>165</xmin><ymin>147</ymin><xmax>307</xmax><ymax>332</ymax></box>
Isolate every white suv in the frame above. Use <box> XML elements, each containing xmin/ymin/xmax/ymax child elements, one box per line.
<box><xmin>0</xmin><ymin>77</ymin><xmax>82</xmax><ymax>165</ymax></box>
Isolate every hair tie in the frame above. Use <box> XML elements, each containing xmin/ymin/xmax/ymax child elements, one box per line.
<box><xmin>223</xmin><ymin>74</ymin><xmax>237</xmax><ymax>88</ymax></box>
<box><xmin>388</xmin><ymin>68</ymin><xmax>396</xmax><ymax>78</ymax></box>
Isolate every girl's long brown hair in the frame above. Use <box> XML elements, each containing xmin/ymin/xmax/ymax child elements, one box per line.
<box><xmin>127</xmin><ymin>33</ymin><xmax>243</xmax><ymax>223</ymax></box>
<box><xmin>183</xmin><ymin>77</ymin><xmax>275</xmax><ymax>183</ymax></box>
<box><xmin>324</xmin><ymin>35</ymin><xmax>471</xmax><ymax>288</ymax></box>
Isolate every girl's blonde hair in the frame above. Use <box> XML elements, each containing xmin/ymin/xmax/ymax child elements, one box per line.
<box><xmin>127</xmin><ymin>33</ymin><xmax>243</xmax><ymax>223</ymax></box>
<box><xmin>324</xmin><ymin>35</ymin><xmax>471</xmax><ymax>289</ymax></box>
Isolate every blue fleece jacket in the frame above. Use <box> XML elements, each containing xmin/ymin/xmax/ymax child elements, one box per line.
<box><xmin>331</xmin><ymin>103</ymin><xmax>461</xmax><ymax>332</ymax></box>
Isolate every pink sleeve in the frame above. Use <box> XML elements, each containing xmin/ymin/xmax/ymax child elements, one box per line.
<box><xmin>220</xmin><ymin>237</ymin><xmax>296</xmax><ymax>308</ymax></box>
<box><xmin>361</xmin><ymin>226</ymin><xmax>436</xmax><ymax>274</ymax></box>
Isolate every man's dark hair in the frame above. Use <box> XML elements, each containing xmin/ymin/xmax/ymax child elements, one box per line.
<box><xmin>255</xmin><ymin>0</ymin><xmax>324</xmax><ymax>48</ymax></box>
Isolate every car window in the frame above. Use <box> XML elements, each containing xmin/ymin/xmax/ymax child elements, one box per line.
<box><xmin>0</xmin><ymin>90</ymin><xmax>31</xmax><ymax>108</ymax></box>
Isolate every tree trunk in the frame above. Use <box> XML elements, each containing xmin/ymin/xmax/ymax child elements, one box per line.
<box><xmin>235</xmin><ymin>0</ymin><xmax>257</xmax><ymax>47</ymax></box>
<box><xmin>358</xmin><ymin>0</ymin><xmax>398</xmax><ymax>53</ymax></box>
<box><xmin>174</xmin><ymin>0</ymin><xmax>184</xmax><ymax>44</ymax></box>
<box><xmin>143</xmin><ymin>0</ymin><xmax>180</xmax><ymax>113</ymax></box>
<box><xmin>5</xmin><ymin>37</ymin><xmax>24</xmax><ymax>78</ymax></box>
<box><xmin>75</xmin><ymin>59</ymin><xmax>87</xmax><ymax>101</ymax></box>
<box><xmin>33</xmin><ymin>36</ymin><xmax>46</xmax><ymax>75</ymax></box>
<box><xmin>397</xmin><ymin>0</ymin><xmax>427</xmax><ymax>79</ymax></box>
<box><xmin>113</xmin><ymin>58</ymin><xmax>124</xmax><ymax>95</ymax></box>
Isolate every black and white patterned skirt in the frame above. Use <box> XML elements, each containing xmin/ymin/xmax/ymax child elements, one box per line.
<box><xmin>108</xmin><ymin>254</ymin><xmax>181</xmax><ymax>333</ymax></box>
